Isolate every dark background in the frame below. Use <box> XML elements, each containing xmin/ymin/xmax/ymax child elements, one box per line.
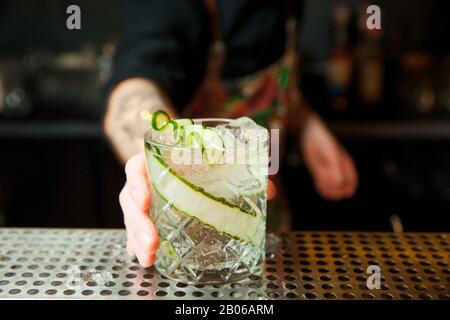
<box><xmin>0</xmin><ymin>0</ymin><xmax>449</xmax><ymax>232</ymax></box>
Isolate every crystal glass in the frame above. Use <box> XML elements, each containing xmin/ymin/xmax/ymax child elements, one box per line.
<box><xmin>144</xmin><ymin>118</ymin><xmax>268</xmax><ymax>284</ymax></box>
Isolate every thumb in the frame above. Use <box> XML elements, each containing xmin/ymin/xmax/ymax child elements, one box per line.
<box><xmin>125</xmin><ymin>152</ymin><xmax>151</xmax><ymax>211</ymax></box>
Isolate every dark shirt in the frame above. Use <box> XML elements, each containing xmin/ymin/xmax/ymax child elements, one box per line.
<box><xmin>108</xmin><ymin>0</ymin><xmax>331</xmax><ymax>109</ymax></box>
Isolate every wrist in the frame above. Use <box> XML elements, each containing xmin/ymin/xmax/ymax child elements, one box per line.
<box><xmin>298</xmin><ymin>106</ymin><xmax>318</xmax><ymax>136</ymax></box>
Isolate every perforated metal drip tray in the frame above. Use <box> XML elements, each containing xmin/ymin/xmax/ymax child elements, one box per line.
<box><xmin>0</xmin><ymin>229</ymin><xmax>449</xmax><ymax>300</ymax></box>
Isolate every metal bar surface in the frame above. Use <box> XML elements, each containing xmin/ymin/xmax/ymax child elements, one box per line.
<box><xmin>0</xmin><ymin>228</ymin><xmax>448</xmax><ymax>300</ymax></box>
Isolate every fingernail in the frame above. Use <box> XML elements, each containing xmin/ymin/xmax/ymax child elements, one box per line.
<box><xmin>135</xmin><ymin>231</ymin><xmax>154</xmax><ymax>255</ymax></box>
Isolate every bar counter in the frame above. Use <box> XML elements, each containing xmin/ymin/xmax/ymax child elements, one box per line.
<box><xmin>0</xmin><ymin>228</ymin><xmax>448</xmax><ymax>300</ymax></box>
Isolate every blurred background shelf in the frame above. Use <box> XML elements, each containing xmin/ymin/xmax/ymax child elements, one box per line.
<box><xmin>3</xmin><ymin>119</ymin><xmax>450</xmax><ymax>140</ymax></box>
<box><xmin>0</xmin><ymin>120</ymin><xmax>102</xmax><ymax>139</ymax></box>
<box><xmin>330</xmin><ymin>120</ymin><xmax>450</xmax><ymax>140</ymax></box>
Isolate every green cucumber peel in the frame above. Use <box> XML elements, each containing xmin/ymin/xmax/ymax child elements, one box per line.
<box><xmin>148</xmin><ymin>147</ymin><xmax>256</xmax><ymax>218</ymax></box>
<box><xmin>152</xmin><ymin>110</ymin><xmax>170</xmax><ymax>130</ymax></box>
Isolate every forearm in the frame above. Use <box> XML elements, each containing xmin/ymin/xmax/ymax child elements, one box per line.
<box><xmin>103</xmin><ymin>77</ymin><xmax>177</xmax><ymax>164</ymax></box>
<box><xmin>290</xmin><ymin>92</ymin><xmax>317</xmax><ymax>136</ymax></box>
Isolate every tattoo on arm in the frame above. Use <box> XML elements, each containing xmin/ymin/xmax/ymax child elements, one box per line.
<box><xmin>105</xmin><ymin>79</ymin><xmax>174</xmax><ymax>162</ymax></box>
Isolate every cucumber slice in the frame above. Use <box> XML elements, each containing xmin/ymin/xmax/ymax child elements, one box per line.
<box><xmin>186</xmin><ymin>132</ymin><xmax>204</xmax><ymax>149</ymax></box>
<box><xmin>183</xmin><ymin>125</ymin><xmax>205</xmax><ymax>148</ymax></box>
<box><xmin>152</xmin><ymin>110</ymin><xmax>170</xmax><ymax>130</ymax></box>
<box><xmin>159</xmin><ymin>120</ymin><xmax>177</xmax><ymax>132</ymax></box>
<box><xmin>157</xmin><ymin>120</ymin><xmax>184</xmax><ymax>144</ymax></box>
<box><xmin>149</xmin><ymin>111</ymin><xmax>196</xmax><ymax>145</ymax></box>
<box><xmin>202</xmin><ymin>128</ymin><xmax>225</xmax><ymax>164</ymax></box>
<box><xmin>146</xmin><ymin>151</ymin><xmax>263</xmax><ymax>246</ymax></box>
<box><xmin>172</xmin><ymin>119</ymin><xmax>194</xmax><ymax>127</ymax></box>
<box><xmin>151</xmin><ymin>110</ymin><xmax>193</xmax><ymax>132</ymax></box>
<box><xmin>164</xmin><ymin>119</ymin><xmax>195</xmax><ymax>147</ymax></box>
<box><xmin>179</xmin><ymin>125</ymin><xmax>225</xmax><ymax>164</ymax></box>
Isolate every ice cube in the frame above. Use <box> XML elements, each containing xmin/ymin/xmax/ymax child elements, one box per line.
<box><xmin>110</xmin><ymin>243</ymin><xmax>128</xmax><ymax>263</ymax></box>
<box><xmin>227</xmin><ymin>117</ymin><xmax>268</xmax><ymax>149</ymax></box>
<box><xmin>87</xmin><ymin>270</ymin><xmax>113</xmax><ymax>286</ymax></box>
<box><xmin>228</xmin><ymin>116</ymin><xmax>260</xmax><ymax>129</ymax></box>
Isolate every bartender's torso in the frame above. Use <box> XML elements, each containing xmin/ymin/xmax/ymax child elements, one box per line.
<box><xmin>204</xmin><ymin>0</ymin><xmax>288</xmax><ymax>79</ymax></box>
<box><xmin>111</xmin><ymin>0</ymin><xmax>301</xmax><ymax>109</ymax></box>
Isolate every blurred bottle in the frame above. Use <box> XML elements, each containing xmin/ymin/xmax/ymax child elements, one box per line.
<box><xmin>97</xmin><ymin>41</ymin><xmax>117</xmax><ymax>87</ymax></box>
<box><xmin>355</xmin><ymin>3</ymin><xmax>384</xmax><ymax>108</ymax></box>
<box><xmin>0</xmin><ymin>73</ymin><xmax>4</xmax><ymax>114</ymax></box>
<box><xmin>326</xmin><ymin>2</ymin><xmax>353</xmax><ymax>112</ymax></box>
<box><xmin>0</xmin><ymin>60</ymin><xmax>32</xmax><ymax>118</ymax></box>
<box><xmin>435</xmin><ymin>54</ymin><xmax>450</xmax><ymax>115</ymax></box>
<box><xmin>397</xmin><ymin>52</ymin><xmax>435</xmax><ymax>116</ymax></box>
